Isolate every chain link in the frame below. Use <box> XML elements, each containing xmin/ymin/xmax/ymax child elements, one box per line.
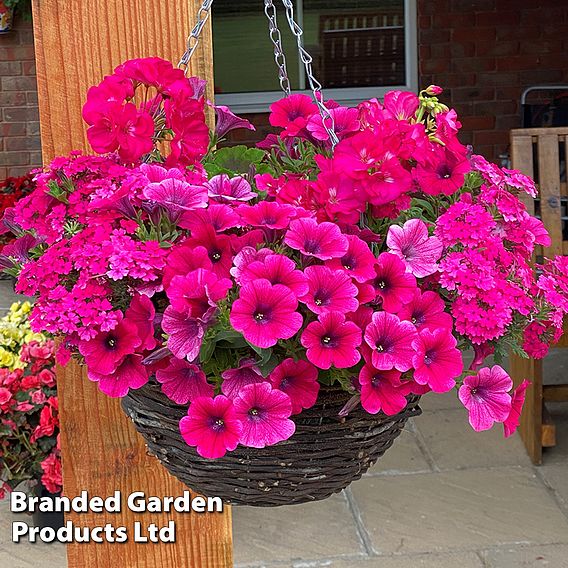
<box><xmin>279</xmin><ymin>0</ymin><xmax>339</xmax><ymax>147</ymax></box>
<box><xmin>264</xmin><ymin>0</ymin><xmax>291</xmax><ymax>97</ymax></box>
<box><xmin>178</xmin><ymin>0</ymin><xmax>214</xmax><ymax>75</ymax></box>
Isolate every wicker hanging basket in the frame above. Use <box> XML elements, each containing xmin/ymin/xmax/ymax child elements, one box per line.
<box><xmin>122</xmin><ymin>381</ymin><xmax>421</xmax><ymax>507</ymax></box>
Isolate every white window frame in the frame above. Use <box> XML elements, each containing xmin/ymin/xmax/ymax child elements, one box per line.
<box><xmin>214</xmin><ymin>0</ymin><xmax>418</xmax><ymax>114</ymax></box>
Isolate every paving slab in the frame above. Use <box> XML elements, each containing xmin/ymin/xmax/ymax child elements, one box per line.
<box><xmin>540</xmin><ymin>463</ymin><xmax>568</xmax><ymax>511</ymax></box>
<box><xmin>417</xmin><ymin>390</ymin><xmax>463</xmax><ymax>412</ymax></box>
<box><xmin>321</xmin><ymin>551</ymin><xmax>485</xmax><ymax>567</ymax></box>
<box><xmin>416</xmin><ymin>409</ymin><xmax>532</xmax><ymax>470</ymax></box>
<box><xmin>233</xmin><ymin>493</ymin><xmax>364</xmax><ymax>566</ymax></box>
<box><xmin>482</xmin><ymin>544</ymin><xmax>568</xmax><ymax>567</ymax></box>
<box><xmin>366</xmin><ymin>427</ymin><xmax>432</xmax><ymax>476</ymax></box>
<box><xmin>350</xmin><ymin>467</ymin><xmax>568</xmax><ymax>555</ymax></box>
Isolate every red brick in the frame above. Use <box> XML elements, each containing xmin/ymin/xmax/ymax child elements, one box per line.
<box><xmin>418</xmin><ymin>15</ymin><xmax>432</xmax><ymax>29</ymax></box>
<box><xmin>476</xmin><ymin>40</ymin><xmax>519</xmax><ymax>57</ymax></box>
<box><xmin>495</xmin><ymin>114</ymin><xmax>521</xmax><ymax>130</ymax></box>
<box><xmin>424</xmin><ymin>73</ymin><xmax>477</xmax><ymax>88</ymax></box>
<box><xmin>5</xmin><ymin>136</ymin><xmax>42</xmax><ymax>151</ymax></box>
<box><xmin>460</xmin><ymin>115</ymin><xmax>496</xmax><ymax>130</ymax></box>
<box><xmin>0</xmin><ymin>46</ymin><xmax>35</xmax><ymax>61</ymax></box>
<box><xmin>477</xmin><ymin>72</ymin><xmax>519</xmax><ymax>86</ymax></box>
<box><xmin>0</xmin><ymin>61</ymin><xmax>21</xmax><ymax>75</ymax></box>
<box><xmin>420</xmin><ymin>29</ymin><xmax>451</xmax><ymax>43</ymax></box>
<box><xmin>1</xmin><ymin>76</ymin><xmax>37</xmax><ymax>91</ymax></box>
<box><xmin>474</xmin><ymin>100</ymin><xmax>517</xmax><ymax>116</ymax></box>
<box><xmin>450</xmin><ymin>41</ymin><xmax>476</xmax><ymax>58</ymax></box>
<box><xmin>452</xmin><ymin>27</ymin><xmax>496</xmax><ymax>42</ymax></box>
<box><xmin>476</xmin><ymin>11</ymin><xmax>519</xmax><ymax>26</ymax></box>
<box><xmin>519</xmin><ymin>69</ymin><xmax>565</xmax><ymax>83</ymax></box>
<box><xmin>0</xmin><ymin>151</ymin><xmax>30</xmax><ymax>166</ymax></box>
<box><xmin>452</xmin><ymin>57</ymin><xmax>496</xmax><ymax>73</ymax></box>
<box><xmin>432</xmin><ymin>13</ymin><xmax>472</xmax><ymax>28</ymax></box>
<box><xmin>26</xmin><ymin>91</ymin><xmax>38</xmax><ymax>104</ymax></box>
<box><xmin>496</xmin><ymin>26</ymin><xmax>539</xmax><ymax>41</ymax></box>
<box><xmin>0</xmin><ymin>92</ymin><xmax>27</xmax><ymax>106</ymax></box>
<box><xmin>421</xmin><ymin>58</ymin><xmax>451</xmax><ymax>74</ymax></box>
<box><xmin>0</xmin><ymin>123</ymin><xmax>26</xmax><ymax>137</ymax></box>
<box><xmin>22</xmin><ymin>61</ymin><xmax>36</xmax><ymax>75</ymax></box>
<box><xmin>474</xmin><ymin>130</ymin><xmax>508</xmax><ymax>146</ymax></box>
<box><xmin>419</xmin><ymin>0</ymin><xmax>451</xmax><ymax>15</ymax></box>
<box><xmin>450</xmin><ymin>0</ymin><xmax>496</xmax><ymax>11</ymax></box>
<box><xmin>450</xmin><ymin>86</ymin><xmax>495</xmax><ymax>101</ymax></box>
<box><xmin>430</xmin><ymin>43</ymin><xmax>452</xmax><ymax>59</ymax></box>
<box><xmin>3</xmin><ymin>107</ymin><xmax>39</xmax><ymax>122</ymax></box>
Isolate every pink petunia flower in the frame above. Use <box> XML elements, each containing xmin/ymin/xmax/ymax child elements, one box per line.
<box><xmin>386</xmin><ymin>219</ymin><xmax>443</xmax><ymax>278</ymax></box>
<box><xmin>301</xmin><ymin>311</ymin><xmax>362</xmax><ymax>369</ymax></box>
<box><xmin>370</xmin><ymin>253</ymin><xmax>417</xmax><ymax>313</ymax></box>
<box><xmin>240</xmin><ymin>254</ymin><xmax>309</xmax><ymax>298</ymax></box>
<box><xmin>363</xmin><ymin>311</ymin><xmax>417</xmax><ymax>372</ymax></box>
<box><xmin>503</xmin><ymin>379</ymin><xmax>531</xmax><ymax>438</ymax></box>
<box><xmin>180</xmin><ymin>203</ymin><xmax>240</xmax><ymax>233</ymax></box>
<box><xmin>230</xmin><ymin>279</ymin><xmax>303</xmax><ymax>348</ymax></box>
<box><xmin>186</xmin><ymin>226</ymin><xmax>236</xmax><ymax>279</ymax></box>
<box><xmin>221</xmin><ymin>359</ymin><xmax>264</xmax><ymax>400</ymax></box>
<box><xmin>88</xmin><ymin>353</ymin><xmax>149</xmax><ymax>398</ymax></box>
<box><xmin>397</xmin><ymin>290</ymin><xmax>453</xmax><ymax>332</ymax></box>
<box><xmin>237</xmin><ymin>201</ymin><xmax>295</xmax><ymax>230</ymax></box>
<box><xmin>206</xmin><ymin>174</ymin><xmax>256</xmax><ymax>203</ymax></box>
<box><xmin>125</xmin><ymin>294</ymin><xmax>156</xmax><ymax>350</ymax></box>
<box><xmin>269</xmin><ymin>358</ymin><xmax>320</xmax><ymax>414</ymax></box>
<box><xmin>325</xmin><ymin>235</ymin><xmax>377</xmax><ymax>283</ymax></box>
<box><xmin>458</xmin><ymin>365</ymin><xmax>513</xmax><ymax>432</ymax></box>
<box><xmin>161</xmin><ymin>306</ymin><xmax>206</xmax><ymax>361</ymax></box>
<box><xmin>411</xmin><ymin>329</ymin><xmax>463</xmax><ymax>393</ymax></box>
<box><xmin>359</xmin><ymin>365</ymin><xmax>410</xmax><ymax>415</ymax></box>
<box><xmin>156</xmin><ymin>358</ymin><xmax>213</xmax><ymax>404</ymax></box>
<box><xmin>233</xmin><ymin>382</ymin><xmax>295</xmax><ymax>448</ymax></box>
<box><xmin>78</xmin><ymin>317</ymin><xmax>141</xmax><ymax>375</ymax></box>
<box><xmin>163</xmin><ymin>244</ymin><xmax>213</xmax><ymax>288</ymax></box>
<box><xmin>214</xmin><ymin>105</ymin><xmax>255</xmax><ymax>139</ymax></box>
<box><xmin>269</xmin><ymin>94</ymin><xmax>318</xmax><ymax>137</ymax></box>
<box><xmin>284</xmin><ymin>217</ymin><xmax>348</xmax><ymax>260</ymax></box>
<box><xmin>180</xmin><ymin>395</ymin><xmax>242</xmax><ymax>459</ymax></box>
<box><xmin>143</xmin><ymin>178</ymin><xmax>208</xmax><ymax>218</ymax></box>
<box><xmin>300</xmin><ymin>265</ymin><xmax>359</xmax><ymax>315</ymax></box>
<box><xmin>166</xmin><ymin>269</ymin><xmax>232</xmax><ymax>316</ymax></box>
<box><xmin>230</xmin><ymin>246</ymin><xmax>274</xmax><ymax>284</ymax></box>
<box><xmin>306</xmin><ymin>106</ymin><xmax>360</xmax><ymax>141</ymax></box>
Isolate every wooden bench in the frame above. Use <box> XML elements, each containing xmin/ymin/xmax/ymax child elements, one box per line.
<box><xmin>510</xmin><ymin>126</ymin><xmax>568</xmax><ymax>464</ymax></box>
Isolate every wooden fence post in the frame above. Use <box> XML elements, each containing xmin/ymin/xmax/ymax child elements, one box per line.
<box><xmin>31</xmin><ymin>2</ymin><xmax>233</xmax><ymax>566</ymax></box>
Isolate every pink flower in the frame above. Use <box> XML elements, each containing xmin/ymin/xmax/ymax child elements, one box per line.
<box><xmin>161</xmin><ymin>307</ymin><xmax>205</xmax><ymax>361</ymax></box>
<box><xmin>371</xmin><ymin>253</ymin><xmax>417</xmax><ymax>313</ymax></box>
<box><xmin>363</xmin><ymin>311</ymin><xmax>417</xmax><ymax>371</ymax></box>
<box><xmin>88</xmin><ymin>353</ymin><xmax>149</xmax><ymax>398</ymax></box>
<box><xmin>143</xmin><ymin>178</ymin><xmax>207</xmax><ymax>217</ymax></box>
<box><xmin>397</xmin><ymin>290</ymin><xmax>453</xmax><ymax>332</ymax></box>
<box><xmin>411</xmin><ymin>329</ymin><xmax>463</xmax><ymax>393</ymax></box>
<box><xmin>206</xmin><ymin>174</ymin><xmax>255</xmax><ymax>203</ymax></box>
<box><xmin>386</xmin><ymin>219</ymin><xmax>443</xmax><ymax>278</ymax></box>
<box><xmin>180</xmin><ymin>395</ymin><xmax>242</xmax><ymax>459</ymax></box>
<box><xmin>383</xmin><ymin>90</ymin><xmax>420</xmax><ymax>120</ymax></box>
<box><xmin>156</xmin><ymin>358</ymin><xmax>213</xmax><ymax>404</ymax></box>
<box><xmin>284</xmin><ymin>218</ymin><xmax>348</xmax><ymax>260</ymax></box>
<box><xmin>180</xmin><ymin>203</ymin><xmax>240</xmax><ymax>233</ymax></box>
<box><xmin>425</xmin><ymin>85</ymin><xmax>443</xmax><ymax>95</ymax></box>
<box><xmin>359</xmin><ymin>366</ymin><xmax>410</xmax><ymax>415</ymax></box>
<box><xmin>301</xmin><ymin>265</ymin><xmax>358</xmax><ymax>315</ymax></box>
<box><xmin>233</xmin><ymin>382</ymin><xmax>295</xmax><ymax>448</ymax></box>
<box><xmin>307</xmin><ymin>106</ymin><xmax>360</xmax><ymax>141</ymax></box>
<box><xmin>230</xmin><ymin>279</ymin><xmax>303</xmax><ymax>348</ymax></box>
<box><xmin>503</xmin><ymin>380</ymin><xmax>531</xmax><ymax>438</ymax></box>
<box><xmin>301</xmin><ymin>311</ymin><xmax>362</xmax><ymax>369</ymax></box>
<box><xmin>221</xmin><ymin>359</ymin><xmax>264</xmax><ymax>399</ymax></box>
<box><xmin>269</xmin><ymin>94</ymin><xmax>318</xmax><ymax>137</ymax></box>
<box><xmin>230</xmin><ymin>246</ymin><xmax>274</xmax><ymax>284</ymax></box>
<box><xmin>186</xmin><ymin>226</ymin><xmax>235</xmax><ymax>279</ymax></box>
<box><xmin>240</xmin><ymin>254</ymin><xmax>308</xmax><ymax>297</ymax></box>
<box><xmin>166</xmin><ymin>269</ymin><xmax>232</xmax><ymax>316</ymax></box>
<box><xmin>269</xmin><ymin>358</ymin><xmax>320</xmax><ymax>414</ymax></box>
<box><xmin>458</xmin><ymin>366</ymin><xmax>513</xmax><ymax>432</ymax></box>
<box><xmin>237</xmin><ymin>201</ymin><xmax>295</xmax><ymax>230</ymax></box>
<box><xmin>163</xmin><ymin>244</ymin><xmax>212</xmax><ymax>288</ymax></box>
<box><xmin>325</xmin><ymin>235</ymin><xmax>377</xmax><ymax>283</ymax></box>
<box><xmin>78</xmin><ymin>317</ymin><xmax>141</xmax><ymax>375</ymax></box>
<box><xmin>414</xmin><ymin>144</ymin><xmax>470</xmax><ymax>196</ymax></box>
<box><xmin>214</xmin><ymin>105</ymin><xmax>255</xmax><ymax>139</ymax></box>
<box><xmin>125</xmin><ymin>294</ymin><xmax>156</xmax><ymax>350</ymax></box>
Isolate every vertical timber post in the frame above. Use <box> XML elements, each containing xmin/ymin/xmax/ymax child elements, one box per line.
<box><xmin>31</xmin><ymin>1</ymin><xmax>233</xmax><ymax>566</ymax></box>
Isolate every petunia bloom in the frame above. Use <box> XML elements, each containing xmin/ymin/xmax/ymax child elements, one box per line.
<box><xmin>214</xmin><ymin>105</ymin><xmax>255</xmax><ymax>139</ymax></box>
<box><xmin>503</xmin><ymin>380</ymin><xmax>531</xmax><ymax>438</ymax></box>
<box><xmin>397</xmin><ymin>290</ymin><xmax>453</xmax><ymax>332</ymax></box>
<box><xmin>371</xmin><ymin>253</ymin><xmax>417</xmax><ymax>313</ymax></box>
<box><xmin>221</xmin><ymin>359</ymin><xmax>264</xmax><ymax>399</ymax></box>
<box><xmin>363</xmin><ymin>311</ymin><xmax>417</xmax><ymax>372</ymax></box>
<box><xmin>326</xmin><ymin>234</ymin><xmax>377</xmax><ymax>283</ymax></box>
<box><xmin>125</xmin><ymin>294</ymin><xmax>156</xmax><ymax>350</ymax></box>
<box><xmin>359</xmin><ymin>365</ymin><xmax>410</xmax><ymax>415</ymax></box>
<box><xmin>269</xmin><ymin>94</ymin><xmax>318</xmax><ymax>137</ymax></box>
<box><xmin>230</xmin><ymin>279</ymin><xmax>303</xmax><ymax>348</ymax></box>
<box><xmin>233</xmin><ymin>382</ymin><xmax>295</xmax><ymax>448</ymax></box>
<box><xmin>301</xmin><ymin>311</ymin><xmax>362</xmax><ymax>369</ymax></box>
<box><xmin>237</xmin><ymin>201</ymin><xmax>295</xmax><ymax>230</ymax></box>
<box><xmin>284</xmin><ymin>217</ymin><xmax>348</xmax><ymax>260</ymax></box>
<box><xmin>300</xmin><ymin>265</ymin><xmax>359</xmax><ymax>315</ymax></box>
<box><xmin>161</xmin><ymin>307</ymin><xmax>206</xmax><ymax>361</ymax></box>
<box><xmin>88</xmin><ymin>353</ymin><xmax>149</xmax><ymax>398</ymax></box>
<box><xmin>269</xmin><ymin>358</ymin><xmax>320</xmax><ymax>414</ymax></box>
<box><xmin>156</xmin><ymin>358</ymin><xmax>213</xmax><ymax>404</ymax></box>
<box><xmin>206</xmin><ymin>174</ymin><xmax>256</xmax><ymax>203</ymax></box>
<box><xmin>180</xmin><ymin>395</ymin><xmax>242</xmax><ymax>459</ymax></box>
<box><xmin>411</xmin><ymin>329</ymin><xmax>463</xmax><ymax>393</ymax></box>
<box><xmin>458</xmin><ymin>365</ymin><xmax>513</xmax><ymax>432</ymax></box>
<box><xmin>143</xmin><ymin>178</ymin><xmax>208</xmax><ymax>218</ymax></box>
<box><xmin>386</xmin><ymin>219</ymin><xmax>443</xmax><ymax>278</ymax></box>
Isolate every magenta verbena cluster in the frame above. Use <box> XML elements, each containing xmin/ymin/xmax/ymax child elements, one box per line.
<box><xmin>2</xmin><ymin>58</ymin><xmax>567</xmax><ymax>459</ymax></box>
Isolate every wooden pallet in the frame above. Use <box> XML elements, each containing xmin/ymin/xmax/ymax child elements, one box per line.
<box><xmin>510</xmin><ymin>127</ymin><xmax>568</xmax><ymax>464</ymax></box>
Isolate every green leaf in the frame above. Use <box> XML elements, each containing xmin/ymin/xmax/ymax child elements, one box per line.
<box><xmin>204</xmin><ymin>146</ymin><xmax>265</xmax><ymax>176</ymax></box>
<box><xmin>246</xmin><ymin>342</ymin><xmax>273</xmax><ymax>368</ymax></box>
<box><xmin>199</xmin><ymin>337</ymin><xmax>216</xmax><ymax>364</ymax></box>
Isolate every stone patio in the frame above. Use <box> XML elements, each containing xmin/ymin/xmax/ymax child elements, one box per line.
<box><xmin>0</xmin><ymin>281</ymin><xmax>567</xmax><ymax>568</ymax></box>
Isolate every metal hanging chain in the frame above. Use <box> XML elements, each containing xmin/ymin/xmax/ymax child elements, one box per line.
<box><xmin>178</xmin><ymin>0</ymin><xmax>214</xmax><ymax>75</ymax></box>
<box><xmin>280</xmin><ymin>0</ymin><xmax>339</xmax><ymax>147</ymax></box>
<box><xmin>264</xmin><ymin>0</ymin><xmax>292</xmax><ymax>97</ymax></box>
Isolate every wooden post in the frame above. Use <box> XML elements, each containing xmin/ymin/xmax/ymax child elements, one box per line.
<box><xmin>32</xmin><ymin>2</ymin><xmax>233</xmax><ymax>566</ymax></box>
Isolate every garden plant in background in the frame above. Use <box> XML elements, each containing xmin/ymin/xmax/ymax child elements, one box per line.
<box><xmin>0</xmin><ymin>173</ymin><xmax>35</xmax><ymax>252</ymax></box>
<box><xmin>0</xmin><ymin>302</ymin><xmax>60</xmax><ymax>499</ymax></box>
<box><xmin>0</xmin><ymin>57</ymin><xmax>566</xmax><ymax>503</ymax></box>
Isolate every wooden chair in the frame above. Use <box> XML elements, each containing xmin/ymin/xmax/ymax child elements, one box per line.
<box><xmin>318</xmin><ymin>10</ymin><xmax>405</xmax><ymax>88</ymax></box>
<box><xmin>510</xmin><ymin>126</ymin><xmax>568</xmax><ymax>464</ymax></box>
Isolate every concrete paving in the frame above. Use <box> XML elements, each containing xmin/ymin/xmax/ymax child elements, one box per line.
<box><xmin>0</xmin><ymin>280</ymin><xmax>567</xmax><ymax>568</ymax></box>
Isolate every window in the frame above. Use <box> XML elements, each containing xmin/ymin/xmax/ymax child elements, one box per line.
<box><xmin>212</xmin><ymin>0</ymin><xmax>417</xmax><ymax>113</ymax></box>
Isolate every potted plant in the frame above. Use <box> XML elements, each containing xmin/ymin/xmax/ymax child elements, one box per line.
<box><xmin>2</xmin><ymin>57</ymin><xmax>566</xmax><ymax>507</ymax></box>
<box><xmin>0</xmin><ymin>0</ymin><xmax>30</xmax><ymax>33</ymax></box>
<box><xmin>0</xmin><ymin>303</ymin><xmax>63</xmax><ymax>527</ymax></box>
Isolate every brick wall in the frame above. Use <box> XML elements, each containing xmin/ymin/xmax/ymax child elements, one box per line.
<box><xmin>418</xmin><ymin>0</ymin><xmax>568</xmax><ymax>161</ymax></box>
<box><xmin>0</xmin><ymin>15</ymin><xmax>41</xmax><ymax>179</ymax></box>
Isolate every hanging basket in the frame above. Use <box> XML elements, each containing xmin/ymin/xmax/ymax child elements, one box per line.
<box><xmin>122</xmin><ymin>381</ymin><xmax>421</xmax><ymax>507</ymax></box>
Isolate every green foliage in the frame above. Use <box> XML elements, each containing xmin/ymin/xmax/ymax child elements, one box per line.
<box><xmin>204</xmin><ymin>145</ymin><xmax>271</xmax><ymax>177</ymax></box>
